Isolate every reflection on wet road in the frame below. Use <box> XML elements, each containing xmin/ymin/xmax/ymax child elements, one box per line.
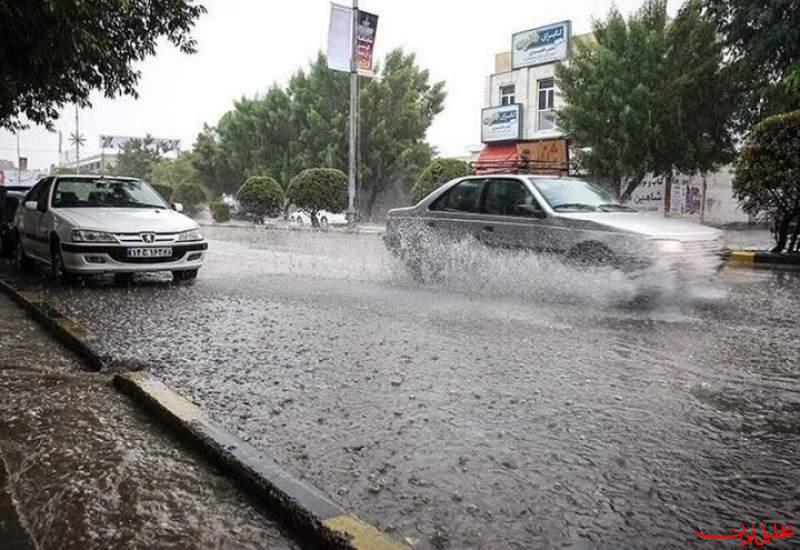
<box><xmin>3</xmin><ymin>226</ymin><xmax>799</xmax><ymax>549</ymax></box>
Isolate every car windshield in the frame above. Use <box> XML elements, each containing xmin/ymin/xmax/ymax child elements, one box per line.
<box><xmin>52</xmin><ymin>178</ymin><xmax>167</xmax><ymax>209</ymax></box>
<box><xmin>530</xmin><ymin>178</ymin><xmax>634</xmax><ymax>212</ymax></box>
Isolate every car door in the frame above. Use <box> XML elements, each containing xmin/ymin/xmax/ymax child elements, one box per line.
<box><xmin>17</xmin><ymin>178</ymin><xmax>49</xmax><ymax>258</ymax></box>
<box><xmin>480</xmin><ymin>178</ymin><xmax>564</xmax><ymax>253</ymax></box>
<box><xmin>424</xmin><ymin>178</ymin><xmax>488</xmax><ymax>244</ymax></box>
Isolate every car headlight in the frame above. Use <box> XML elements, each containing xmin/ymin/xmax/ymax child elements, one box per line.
<box><xmin>650</xmin><ymin>239</ymin><xmax>684</xmax><ymax>254</ymax></box>
<box><xmin>177</xmin><ymin>229</ymin><xmax>203</xmax><ymax>242</ymax></box>
<box><xmin>71</xmin><ymin>229</ymin><xmax>117</xmax><ymax>243</ymax></box>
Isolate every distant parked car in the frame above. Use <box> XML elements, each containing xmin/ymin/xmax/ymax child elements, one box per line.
<box><xmin>1</xmin><ymin>186</ymin><xmax>31</xmax><ymax>257</ymax></box>
<box><xmin>288</xmin><ymin>210</ymin><xmax>347</xmax><ymax>231</ymax></box>
<box><xmin>13</xmin><ymin>175</ymin><xmax>207</xmax><ymax>283</ymax></box>
<box><xmin>384</xmin><ymin>174</ymin><xmax>725</xmax><ymax>279</ymax></box>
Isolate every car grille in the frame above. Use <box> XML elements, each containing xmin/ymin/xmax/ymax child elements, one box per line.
<box><xmin>114</xmin><ymin>232</ymin><xmax>179</xmax><ymax>243</ymax></box>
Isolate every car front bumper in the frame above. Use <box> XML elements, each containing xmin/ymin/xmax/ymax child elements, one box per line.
<box><xmin>60</xmin><ymin>241</ymin><xmax>208</xmax><ymax>274</ymax></box>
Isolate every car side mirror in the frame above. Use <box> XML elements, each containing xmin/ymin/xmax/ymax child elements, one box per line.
<box><xmin>171</xmin><ymin>202</ymin><xmax>184</xmax><ymax>213</ymax></box>
<box><xmin>24</xmin><ymin>200</ymin><xmax>38</xmax><ymax>211</ymax></box>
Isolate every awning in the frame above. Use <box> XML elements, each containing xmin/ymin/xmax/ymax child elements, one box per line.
<box><xmin>473</xmin><ymin>144</ymin><xmax>519</xmax><ymax>174</ymax></box>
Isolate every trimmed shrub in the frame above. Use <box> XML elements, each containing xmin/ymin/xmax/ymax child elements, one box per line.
<box><xmin>286</xmin><ymin>168</ymin><xmax>347</xmax><ymax>226</ymax></box>
<box><xmin>236</xmin><ymin>176</ymin><xmax>284</xmax><ymax>222</ymax></box>
<box><xmin>150</xmin><ymin>182</ymin><xmax>173</xmax><ymax>203</ymax></box>
<box><xmin>171</xmin><ymin>182</ymin><xmax>207</xmax><ymax>216</ymax></box>
<box><xmin>210</xmin><ymin>201</ymin><xmax>231</xmax><ymax>223</ymax></box>
<box><xmin>410</xmin><ymin>158</ymin><xmax>471</xmax><ymax>204</ymax></box>
<box><xmin>734</xmin><ymin>110</ymin><xmax>800</xmax><ymax>253</ymax></box>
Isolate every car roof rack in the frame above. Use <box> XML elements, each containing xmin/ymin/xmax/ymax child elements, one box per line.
<box><xmin>469</xmin><ymin>158</ymin><xmax>570</xmax><ymax>175</ymax></box>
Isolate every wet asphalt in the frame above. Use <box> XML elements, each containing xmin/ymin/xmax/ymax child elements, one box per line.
<box><xmin>2</xmin><ymin>225</ymin><xmax>799</xmax><ymax>549</ymax></box>
<box><xmin>0</xmin><ymin>292</ymin><xmax>298</xmax><ymax>550</ymax></box>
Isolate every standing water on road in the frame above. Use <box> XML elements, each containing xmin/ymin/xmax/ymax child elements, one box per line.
<box><xmin>2</xmin><ymin>229</ymin><xmax>797</xmax><ymax>549</ymax></box>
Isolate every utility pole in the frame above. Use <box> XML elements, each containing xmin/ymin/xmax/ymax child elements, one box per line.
<box><xmin>75</xmin><ymin>106</ymin><xmax>80</xmax><ymax>173</ymax></box>
<box><xmin>15</xmin><ymin>132</ymin><xmax>20</xmax><ymax>172</ymax></box>
<box><xmin>347</xmin><ymin>0</ymin><xmax>359</xmax><ymax>223</ymax></box>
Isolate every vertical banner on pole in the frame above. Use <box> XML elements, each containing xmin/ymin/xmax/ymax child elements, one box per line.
<box><xmin>327</xmin><ymin>3</ymin><xmax>353</xmax><ymax>73</ymax></box>
<box><xmin>355</xmin><ymin>11</ymin><xmax>378</xmax><ymax>77</ymax></box>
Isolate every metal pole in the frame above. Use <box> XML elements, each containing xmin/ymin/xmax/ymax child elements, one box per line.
<box><xmin>75</xmin><ymin>106</ymin><xmax>80</xmax><ymax>173</ymax></box>
<box><xmin>347</xmin><ymin>0</ymin><xmax>359</xmax><ymax>223</ymax></box>
<box><xmin>16</xmin><ymin>132</ymin><xmax>20</xmax><ymax>172</ymax></box>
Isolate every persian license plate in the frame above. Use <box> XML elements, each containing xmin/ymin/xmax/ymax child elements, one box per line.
<box><xmin>127</xmin><ymin>247</ymin><xmax>172</xmax><ymax>258</ymax></box>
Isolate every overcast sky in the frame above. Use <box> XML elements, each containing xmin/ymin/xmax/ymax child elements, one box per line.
<box><xmin>0</xmin><ymin>0</ymin><xmax>683</xmax><ymax>170</ymax></box>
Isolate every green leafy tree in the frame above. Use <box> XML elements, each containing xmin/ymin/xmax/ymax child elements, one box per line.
<box><xmin>150</xmin><ymin>153</ymin><xmax>199</xmax><ymax>188</ymax></box>
<box><xmin>733</xmin><ymin>111</ymin><xmax>800</xmax><ymax>253</ymax></box>
<box><xmin>210</xmin><ymin>201</ymin><xmax>231</xmax><ymax>223</ymax></box>
<box><xmin>410</xmin><ymin>158</ymin><xmax>471</xmax><ymax>204</ymax></box>
<box><xmin>556</xmin><ymin>0</ymin><xmax>734</xmax><ymax>200</ymax></box>
<box><xmin>236</xmin><ymin>176</ymin><xmax>284</xmax><ymax>222</ymax></box>
<box><xmin>286</xmin><ymin>168</ymin><xmax>347</xmax><ymax>227</ymax></box>
<box><xmin>0</xmin><ymin>0</ymin><xmax>205</xmax><ymax>130</ymax></box>
<box><xmin>191</xmin><ymin>49</ymin><xmax>445</xmax><ymax>219</ymax></box>
<box><xmin>172</xmin><ymin>182</ymin><xmax>206</xmax><ymax>217</ymax></box>
<box><xmin>703</xmin><ymin>0</ymin><xmax>800</xmax><ymax>131</ymax></box>
<box><xmin>113</xmin><ymin>136</ymin><xmax>163</xmax><ymax>180</ymax></box>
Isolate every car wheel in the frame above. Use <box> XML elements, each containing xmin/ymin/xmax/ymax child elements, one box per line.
<box><xmin>566</xmin><ymin>242</ymin><xmax>619</xmax><ymax>268</ymax></box>
<box><xmin>51</xmin><ymin>240</ymin><xmax>77</xmax><ymax>284</ymax></box>
<box><xmin>319</xmin><ymin>217</ymin><xmax>329</xmax><ymax>232</ymax></box>
<box><xmin>15</xmin><ymin>236</ymin><xmax>32</xmax><ymax>270</ymax></box>
<box><xmin>173</xmin><ymin>269</ymin><xmax>199</xmax><ymax>282</ymax></box>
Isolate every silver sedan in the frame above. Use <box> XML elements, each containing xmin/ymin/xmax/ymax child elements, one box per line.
<box><xmin>384</xmin><ymin>174</ymin><xmax>725</xmax><ymax>278</ymax></box>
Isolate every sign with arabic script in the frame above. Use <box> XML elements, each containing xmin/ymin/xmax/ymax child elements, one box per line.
<box><xmin>481</xmin><ymin>104</ymin><xmax>522</xmax><ymax>143</ymax></box>
<box><xmin>512</xmin><ymin>21</ymin><xmax>571</xmax><ymax>69</ymax></box>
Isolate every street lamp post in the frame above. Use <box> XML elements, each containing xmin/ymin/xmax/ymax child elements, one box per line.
<box><xmin>347</xmin><ymin>0</ymin><xmax>359</xmax><ymax>224</ymax></box>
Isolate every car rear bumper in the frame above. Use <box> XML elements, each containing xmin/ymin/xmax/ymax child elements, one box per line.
<box><xmin>60</xmin><ymin>241</ymin><xmax>207</xmax><ymax>273</ymax></box>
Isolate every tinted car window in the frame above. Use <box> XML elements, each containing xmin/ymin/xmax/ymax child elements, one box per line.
<box><xmin>430</xmin><ymin>179</ymin><xmax>485</xmax><ymax>213</ymax></box>
<box><xmin>24</xmin><ymin>178</ymin><xmax>49</xmax><ymax>205</ymax></box>
<box><xmin>485</xmin><ymin>179</ymin><xmax>542</xmax><ymax>217</ymax></box>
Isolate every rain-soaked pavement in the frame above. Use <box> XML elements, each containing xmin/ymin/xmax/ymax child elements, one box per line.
<box><xmin>2</xmin><ymin>225</ymin><xmax>799</xmax><ymax>549</ymax></box>
<box><xmin>0</xmin><ymin>292</ymin><xmax>298</xmax><ymax>549</ymax></box>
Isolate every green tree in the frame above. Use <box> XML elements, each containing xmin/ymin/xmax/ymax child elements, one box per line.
<box><xmin>210</xmin><ymin>201</ymin><xmax>231</xmax><ymax>223</ymax></box>
<box><xmin>703</xmin><ymin>0</ymin><xmax>800</xmax><ymax>131</ymax></box>
<box><xmin>286</xmin><ymin>168</ymin><xmax>347</xmax><ymax>227</ymax></box>
<box><xmin>410</xmin><ymin>158</ymin><xmax>472</xmax><ymax>204</ymax></box>
<box><xmin>191</xmin><ymin>49</ymin><xmax>445</xmax><ymax>219</ymax></box>
<box><xmin>0</xmin><ymin>0</ymin><xmax>205</xmax><ymax>130</ymax></box>
<box><xmin>150</xmin><ymin>153</ymin><xmax>199</xmax><ymax>188</ymax></box>
<box><xmin>112</xmin><ymin>136</ymin><xmax>163</xmax><ymax>180</ymax></box>
<box><xmin>733</xmin><ymin>111</ymin><xmax>800</xmax><ymax>253</ymax></box>
<box><xmin>236</xmin><ymin>176</ymin><xmax>284</xmax><ymax>222</ymax></box>
<box><xmin>172</xmin><ymin>182</ymin><xmax>206</xmax><ymax>217</ymax></box>
<box><xmin>556</xmin><ymin>0</ymin><xmax>734</xmax><ymax>200</ymax></box>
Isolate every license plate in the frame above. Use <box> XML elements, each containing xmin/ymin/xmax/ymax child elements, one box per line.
<box><xmin>127</xmin><ymin>247</ymin><xmax>172</xmax><ymax>258</ymax></box>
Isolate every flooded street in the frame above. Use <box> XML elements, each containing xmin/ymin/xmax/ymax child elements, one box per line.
<box><xmin>3</xmin><ymin>226</ymin><xmax>799</xmax><ymax>549</ymax></box>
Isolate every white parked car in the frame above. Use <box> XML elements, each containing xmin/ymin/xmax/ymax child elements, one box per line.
<box><xmin>14</xmin><ymin>175</ymin><xmax>207</xmax><ymax>283</ymax></box>
<box><xmin>288</xmin><ymin>209</ymin><xmax>347</xmax><ymax>231</ymax></box>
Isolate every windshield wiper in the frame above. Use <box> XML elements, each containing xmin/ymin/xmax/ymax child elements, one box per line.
<box><xmin>552</xmin><ymin>203</ymin><xmax>597</xmax><ymax>211</ymax></box>
<box><xmin>597</xmin><ymin>203</ymin><xmax>636</xmax><ymax>212</ymax></box>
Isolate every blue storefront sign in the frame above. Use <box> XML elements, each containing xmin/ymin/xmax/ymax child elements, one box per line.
<box><xmin>511</xmin><ymin>21</ymin><xmax>571</xmax><ymax>69</ymax></box>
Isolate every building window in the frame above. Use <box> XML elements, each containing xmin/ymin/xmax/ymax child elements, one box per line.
<box><xmin>500</xmin><ymin>85</ymin><xmax>515</xmax><ymax>106</ymax></box>
<box><xmin>537</xmin><ymin>78</ymin><xmax>555</xmax><ymax>130</ymax></box>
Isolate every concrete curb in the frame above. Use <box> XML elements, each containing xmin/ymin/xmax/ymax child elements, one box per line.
<box><xmin>0</xmin><ymin>279</ymin><xmax>106</xmax><ymax>371</ymax></box>
<box><xmin>114</xmin><ymin>372</ymin><xmax>406</xmax><ymax>550</ymax></box>
<box><xmin>726</xmin><ymin>250</ymin><xmax>800</xmax><ymax>269</ymax></box>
